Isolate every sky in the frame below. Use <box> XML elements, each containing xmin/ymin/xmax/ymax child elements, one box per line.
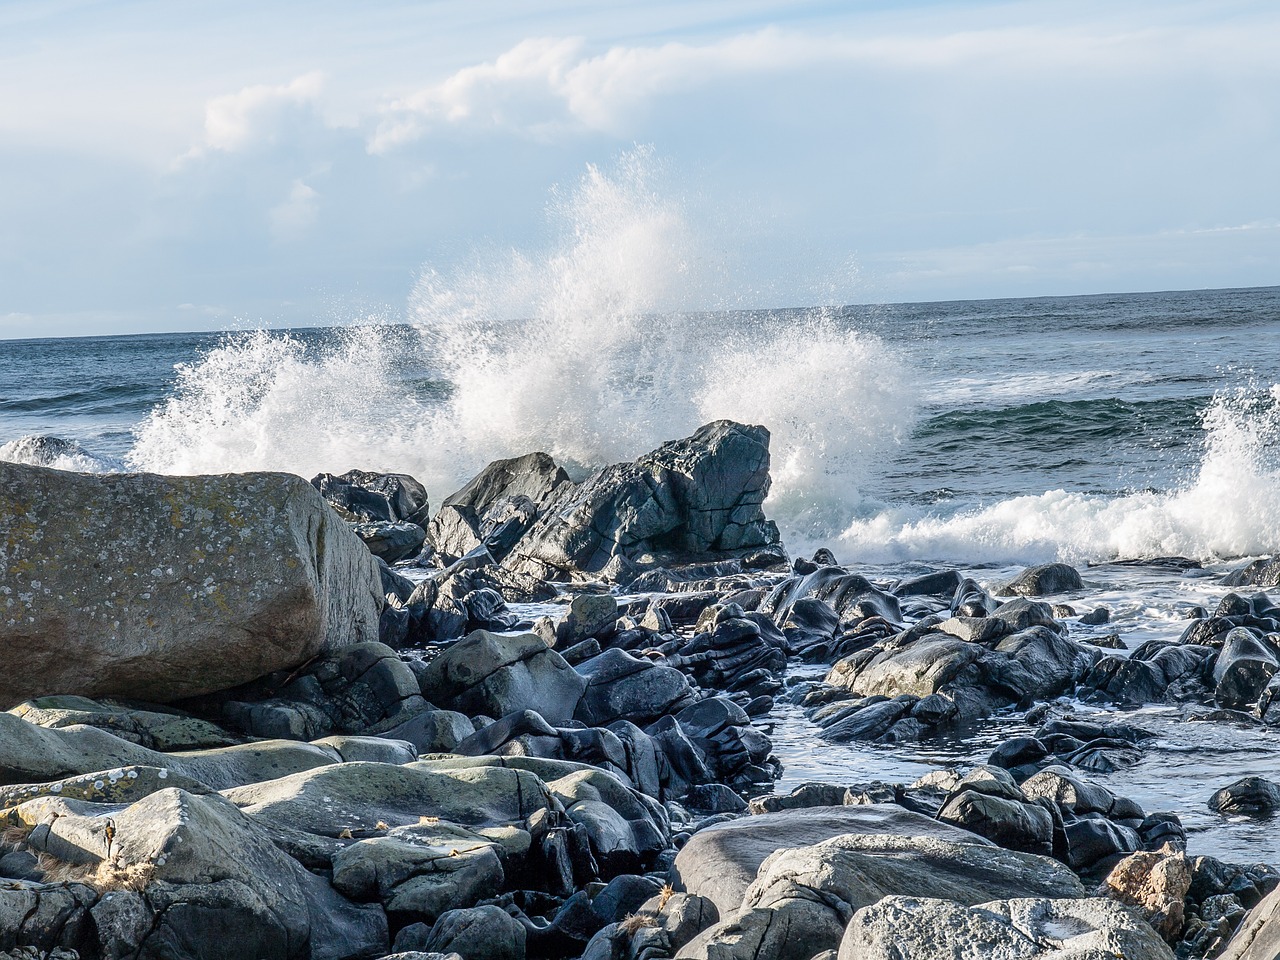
<box><xmin>1</xmin><ymin>0</ymin><xmax>1278</xmax><ymax>339</ymax></box>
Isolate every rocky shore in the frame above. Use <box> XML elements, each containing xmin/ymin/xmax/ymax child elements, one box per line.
<box><xmin>3</xmin><ymin>419</ymin><xmax>1280</xmax><ymax>959</ymax></box>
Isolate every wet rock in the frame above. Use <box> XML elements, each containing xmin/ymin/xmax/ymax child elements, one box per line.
<box><xmin>0</xmin><ymin>881</ymin><xmax>97</xmax><ymax>957</ymax></box>
<box><xmin>837</xmin><ymin>895</ymin><xmax>1173</xmax><ymax>960</ymax></box>
<box><xmin>996</xmin><ymin>562</ymin><xmax>1084</xmax><ymax>597</ymax></box>
<box><xmin>1080</xmin><ymin>606</ymin><xmax>1111</xmax><ymax>626</ymax></box>
<box><xmin>0</xmin><ymin>462</ymin><xmax>383</xmax><ymax>705</ymax></box>
<box><xmin>418</xmin><ymin>630</ymin><xmax>587</xmax><ymax>725</ymax></box>
<box><xmin>504</xmin><ymin>421</ymin><xmax>781</xmax><ymax>580</ymax></box>
<box><xmin>311</xmin><ymin>469</ymin><xmax>430</xmax><ymax>526</ymax></box>
<box><xmin>1209</xmin><ymin>777</ymin><xmax>1280</xmax><ymax>815</ymax></box>
<box><xmin>1222</xmin><ymin>557</ymin><xmax>1280</xmax><ymax>589</ymax></box>
<box><xmin>1213</xmin><ymin>628</ymin><xmax>1280</xmax><ymax>709</ymax></box>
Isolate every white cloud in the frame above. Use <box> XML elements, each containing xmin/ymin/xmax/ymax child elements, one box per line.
<box><xmin>195</xmin><ymin>71</ymin><xmax>325</xmax><ymax>155</ymax></box>
<box><xmin>368</xmin><ymin>20</ymin><xmax>1280</xmax><ymax>152</ymax></box>
<box><xmin>268</xmin><ymin>179</ymin><xmax>320</xmax><ymax>241</ymax></box>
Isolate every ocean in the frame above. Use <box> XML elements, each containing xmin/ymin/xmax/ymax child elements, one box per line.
<box><xmin>4</xmin><ymin>225</ymin><xmax>1280</xmax><ymax>866</ymax></box>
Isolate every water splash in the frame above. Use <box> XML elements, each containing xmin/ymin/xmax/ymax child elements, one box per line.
<box><xmin>0</xmin><ymin>436</ymin><xmax>123</xmax><ymax>473</ymax></box>
<box><xmin>129</xmin><ymin>149</ymin><xmax>915</xmax><ymax>541</ymax></box>
<box><xmin>839</xmin><ymin>384</ymin><xmax>1280</xmax><ymax>563</ymax></box>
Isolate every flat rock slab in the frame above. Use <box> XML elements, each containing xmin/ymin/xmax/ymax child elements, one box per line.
<box><xmin>0</xmin><ymin>462</ymin><xmax>382</xmax><ymax>705</ymax></box>
<box><xmin>670</xmin><ymin>803</ymin><xmax>992</xmax><ymax>914</ymax></box>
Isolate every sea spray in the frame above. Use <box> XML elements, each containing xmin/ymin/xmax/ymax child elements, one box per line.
<box><xmin>128</xmin><ymin>149</ymin><xmax>916</xmax><ymax>543</ymax></box>
<box><xmin>839</xmin><ymin>383</ymin><xmax>1280</xmax><ymax>563</ymax></box>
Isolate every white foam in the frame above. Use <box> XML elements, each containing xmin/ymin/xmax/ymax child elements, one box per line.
<box><xmin>839</xmin><ymin>385</ymin><xmax>1280</xmax><ymax>563</ymax></box>
<box><xmin>128</xmin><ymin>149</ymin><xmax>918</xmax><ymax>541</ymax></box>
<box><xmin>0</xmin><ymin>436</ymin><xmax>122</xmax><ymax>473</ymax></box>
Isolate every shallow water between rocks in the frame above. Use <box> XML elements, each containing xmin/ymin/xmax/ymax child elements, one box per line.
<box><xmin>522</xmin><ymin>558</ymin><xmax>1280</xmax><ymax>871</ymax></box>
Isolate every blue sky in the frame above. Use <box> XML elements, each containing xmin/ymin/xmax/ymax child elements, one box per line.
<box><xmin>1</xmin><ymin>0</ymin><xmax>1277</xmax><ymax>338</ymax></box>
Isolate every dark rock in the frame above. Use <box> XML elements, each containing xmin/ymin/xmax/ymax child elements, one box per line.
<box><xmin>1080</xmin><ymin>606</ymin><xmax>1111</xmax><ymax>625</ymax></box>
<box><xmin>311</xmin><ymin>469</ymin><xmax>431</xmax><ymax>526</ymax></box>
<box><xmin>1210</xmin><ymin>777</ymin><xmax>1280</xmax><ymax>815</ymax></box>
<box><xmin>1223</xmin><ymin>557</ymin><xmax>1280</xmax><ymax>589</ymax></box>
<box><xmin>504</xmin><ymin>421</ymin><xmax>780</xmax><ymax>580</ymax></box>
<box><xmin>1214</xmin><ymin>628</ymin><xmax>1280</xmax><ymax>709</ymax></box>
<box><xmin>996</xmin><ymin>562</ymin><xmax>1084</xmax><ymax>597</ymax></box>
<box><xmin>420</xmin><ymin>905</ymin><xmax>526</xmax><ymax>960</ymax></box>
<box><xmin>418</xmin><ymin>630</ymin><xmax>587</xmax><ymax>725</ymax></box>
<box><xmin>352</xmin><ymin>520</ymin><xmax>429</xmax><ymax>564</ymax></box>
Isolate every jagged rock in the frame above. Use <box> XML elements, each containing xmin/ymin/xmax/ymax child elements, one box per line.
<box><xmin>0</xmin><ymin>462</ymin><xmax>382</xmax><ymax>705</ymax></box>
<box><xmin>418</xmin><ymin>630</ymin><xmax>587</xmax><ymax>725</ymax></box>
<box><xmin>1222</xmin><ymin>557</ymin><xmax>1280</xmax><ymax>589</ymax></box>
<box><xmin>837</xmin><ymin>896</ymin><xmax>1173</xmax><ymax>960</ymax></box>
<box><xmin>996</xmin><ymin>562</ymin><xmax>1085</xmax><ymax>597</ymax></box>
<box><xmin>311</xmin><ymin>469</ymin><xmax>430</xmax><ymax>526</ymax></box>
<box><xmin>504</xmin><ymin>421</ymin><xmax>780</xmax><ymax>580</ymax></box>
<box><xmin>1100</xmin><ymin>845</ymin><xmax>1191</xmax><ymax>943</ymax></box>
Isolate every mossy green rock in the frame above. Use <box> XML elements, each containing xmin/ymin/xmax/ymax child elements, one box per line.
<box><xmin>9</xmin><ymin>697</ymin><xmax>240</xmax><ymax>750</ymax></box>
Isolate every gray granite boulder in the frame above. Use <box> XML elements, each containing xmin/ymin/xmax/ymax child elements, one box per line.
<box><xmin>838</xmin><ymin>895</ymin><xmax>1173</xmax><ymax>959</ymax></box>
<box><xmin>679</xmin><ymin>835</ymin><xmax>1086</xmax><ymax>960</ymax></box>
<box><xmin>0</xmin><ymin>462</ymin><xmax>382</xmax><ymax>706</ymax></box>
<box><xmin>671</xmin><ymin>804</ymin><xmax>995</xmax><ymax>915</ymax></box>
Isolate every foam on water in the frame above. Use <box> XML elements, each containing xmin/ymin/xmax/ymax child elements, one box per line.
<box><xmin>0</xmin><ymin>436</ymin><xmax>123</xmax><ymax>473</ymax></box>
<box><xmin>128</xmin><ymin>150</ymin><xmax>917</xmax><ymax>538</ymax></box>
<box><xmin>840</xmin><ymin>384</ymin><xmax>1280</xmax><ymax>564</ymax></box>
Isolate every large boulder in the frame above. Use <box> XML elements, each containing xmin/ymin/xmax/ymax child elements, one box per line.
<box><xmin>671</xmin><ymin>804</ymin><xmax>996</xmax><ymax>915</ymax></box>
<box><xmin>679</xmin><ymin>835</ymin><xmax>1086</xmax><ymax>960</ymax></box>
<box><xmin>0</xmin><ymin>462</ymin><xmax>382</xmax><ymax>706</ymax></box>
<box><xmin>21</xmin><ymin>787</ymin><xmax>388</xmax><ymax>960</ymax></box>
<box><xmin>837</xmin><ymin>896</ymin><xmax>1173</xmax><ymax>960</ymax></box>
<box><xmin>503</xmin><ymin>421</ymin><xmax>780</xmax><ymax>580</ymax></box>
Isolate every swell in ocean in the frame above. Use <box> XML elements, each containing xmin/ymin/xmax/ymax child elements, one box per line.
<box><xmin>4</xmin><ymin>151</ymin><xmax>1280</xmax><ymax>568</ymax></box>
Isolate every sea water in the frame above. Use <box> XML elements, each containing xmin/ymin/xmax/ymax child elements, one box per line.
<box><xmin>3</xmin><ymin>154</ymin><xmax>1280</xmax><ymax>863</ymax></box>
